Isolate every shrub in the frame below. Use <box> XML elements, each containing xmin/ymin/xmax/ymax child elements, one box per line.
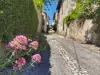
<box><xmin>0</xmin><ymin>0</ymin><xmax>38</xmax><ymax>43</ymax></box>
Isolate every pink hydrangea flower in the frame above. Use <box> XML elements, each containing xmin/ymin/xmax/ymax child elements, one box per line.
<box><xmin>19</xmin><ymin>46</ymin><xmax>26</xmax><ymax>51</ymax></box>
<box><xmin>31</xmin><ymin>54</ymin><xmax>41</xmax><ymax>63</ymax></box>
<box><xmin>29</xmin><ymin>41</ymin><xmax>39</xmax><ymax>50</ymax></box>
<box><xmin>14</xmin><ymin>35</ymin><xmax>28</xmax><ymax>45</ymax></box>
<box><xmin>9</xmin><ymin>41</ymin><xmax>26</xmax><ymax>51</ymax></box>
<box><xmin>8</xmin><ymin>35</ymin><xmax>27</xmax><ymax>50</ymax></box>
<box><xmin>15</xmin><ymin>57</ymin><xmax>26</xmax><ymax>70</ymax></box>
<box><xmin>8</xmin><ymin>40</ymin><xmax>20</xmax><ymax>49</ymax></box>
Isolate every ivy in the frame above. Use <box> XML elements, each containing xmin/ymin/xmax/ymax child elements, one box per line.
<box><xmin>63</xmin><ymin>0</ymin><xmax>96</xmax><ymax>27</ymax></box>
<box><xmin>63</xmin><ymin>1</ymin><xmax>83</xmax><ymax>26</ymax></box>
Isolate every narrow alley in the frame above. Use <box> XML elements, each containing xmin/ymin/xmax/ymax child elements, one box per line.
<box><xmin>46</xmin><ymin>34</ymin><xmax>100</xmax><ymax>75</ymax></box>
<box><xmin>0</xmin><ymin>0</ymin><xmax>100</xmax><ymax>75</ymax></box>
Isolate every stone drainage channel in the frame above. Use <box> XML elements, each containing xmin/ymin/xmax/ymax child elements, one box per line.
<box><xmin>47</xmin><ymin>35</ymin><xmax>90</xmax><ymax>75</ymax></box>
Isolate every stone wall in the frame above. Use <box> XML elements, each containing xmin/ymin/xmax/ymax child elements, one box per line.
<box><xmin>67</xmin><ymin>19</ymin><xmax>98</xmax><ymax>44</ymax></box>
<box><xmin>57</xmin><ymin>0</ymin><xmax>76</xmax><ymax>36</ymax></box>
<box><xmin>56</xmin><ymin>0</ymin><xmax>100</xmax><ymax>45</ymax></box>
<box><xmin>42</xmin><ymin>12</ymin><xmax>48</xmax><ymax>33</ymax></box>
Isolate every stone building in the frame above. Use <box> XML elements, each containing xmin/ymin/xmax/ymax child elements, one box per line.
<box><xmin>55</xmin><ymin>0</ymin><xmax>100</xmax><ymax>46</ymax></box>
<box><xmin>42</xmin><ymin>12</ymin><xmax>49</xmax><ymax>33</ymax></box>
<box><xmin>53</xmin><ymin>12</ymin><xmax>58</xmax><ymax>24</ymax></box>
<box><xmin>56</xmin><ymin>0</ymin><xmax>76</xmax><ymax>35</ymax></box>
<box><xmin>53</xmin><ymin>12</ymin><xmax>58</xmax><ymax>32</ymax></box>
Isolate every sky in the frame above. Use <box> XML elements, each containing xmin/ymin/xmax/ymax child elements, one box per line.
<box><xmin>43</xmin><ymin>0</ymin><xmax>58</xmax><ymax>25</ymax></box>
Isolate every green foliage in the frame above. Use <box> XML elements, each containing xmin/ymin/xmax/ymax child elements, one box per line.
<box><xmin>91</xmin><ymin>0</ymin><xmax>100</xmax><ymax>5</ymax></box>
<box><xmin>63</xmin><ymin>16</ymin><xmax>70</xmax><ymax>27</ymax></box>
<box><xmin>34</xmin><ymin>0</ymin><xmax>56</xmax><ymax>10</ymax></box>
<box><xmin>63</xmin><ymin>1</ymin><xmax>83</xmax><ymax>26</ymax></box>
<box><xmin>63</xmin><ymin>0</ymin><xmax>96</xmax><ymax>26</ymax></box>
<box><xmin>34</xmin><ymin>0</ymin><xmax>44</xmax><ymax>9</ymax></box>
<box><xmin>0</xmin><ymin>0</ymin><xmax>38</xmax><ymax>43</ymax></box>
<box><xmin>0</xmin><ymin>10</ymin><xmax>3</xmax><ymax>15</ymax></box>
<box><xmin>95</xmin><ymin>7</ymin><xmax>100</xmax><ymax>16</ymax></box>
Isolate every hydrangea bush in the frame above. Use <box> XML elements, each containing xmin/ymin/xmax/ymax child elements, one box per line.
<box><xmin>0</xmin><ymin>35</ymin><xmax>41</xmax><ymax>75</ymax></box>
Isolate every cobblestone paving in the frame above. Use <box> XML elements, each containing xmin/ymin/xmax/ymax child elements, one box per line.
<box><xmin>46</xmin><ymin>35</ymin><xmax>89</xmax><ymax>75</ymax></box>
<box><xmin>47</xmin><ymin>36</ymin><xmax>73</xmax><ymax>75</ymax></box>
<box><xmin>52</xmin><ymin>34</ymin><xmax>100</xmax><ymax>75</ymax></box>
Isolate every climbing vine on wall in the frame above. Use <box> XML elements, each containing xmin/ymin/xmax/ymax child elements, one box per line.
<box><xmin>63</xmin><ymin>0</ymin><xmax>96</xmax><ymax>27</ymax></box>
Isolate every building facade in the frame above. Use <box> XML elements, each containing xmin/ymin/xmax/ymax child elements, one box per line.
<box><xmin>53</xmin><ymin>12</ymin><xmax>58</xmax><ymax>32</ymax></box>
<box><xmin>42</xmin><ymin>12</ymin><xmax>49</xmax><ymax>33</ymax></box>
<box><xmin>56</xmin><ymin>0</ymin><xmax>76</xmax><ymax>36</ymax></box>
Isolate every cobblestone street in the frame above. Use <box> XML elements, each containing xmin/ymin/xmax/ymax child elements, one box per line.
<box><xmin>47</xmin><ymin>34</ymin><xmax>100</xmax><ymax>75</ymax></box>
<box><xmin>47</xmin><ymin>34</ymin><xmax>89</xmax><ymax>75</ymax></box>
